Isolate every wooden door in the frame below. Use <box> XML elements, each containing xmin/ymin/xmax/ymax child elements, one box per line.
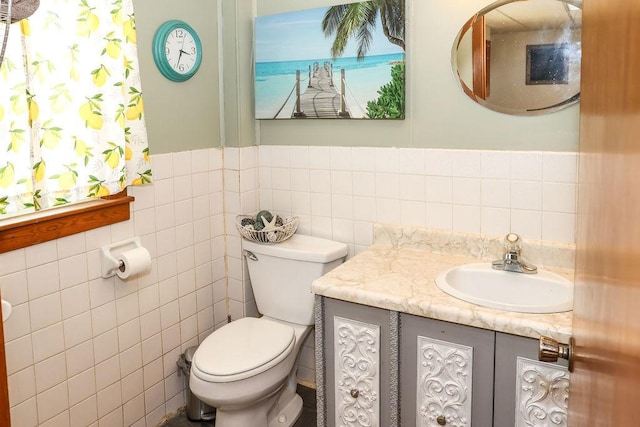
<box><xmin>570</xmin><ymin>0</ymin><xmax>640</xmax><ymax>424</ymax></box>
<box><xmin>0</xmin><ymin>294</ymin><xmax>9</xmax><ymax>425</ymax></box>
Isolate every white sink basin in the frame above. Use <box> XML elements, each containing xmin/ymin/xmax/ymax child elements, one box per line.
<box><xmin>435</xmin><ymin>263</ymin><xmax>573</xmax><ymax>313</ymax></box>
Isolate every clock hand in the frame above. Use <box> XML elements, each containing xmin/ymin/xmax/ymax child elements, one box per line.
<box><xmin>176</xmin><ymin>32</ymin><xmax>188</xmax><ymax>65</ymax></box>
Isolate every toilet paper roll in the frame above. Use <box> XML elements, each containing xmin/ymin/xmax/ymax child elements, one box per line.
<box><xmin>117</xmin><ymin>247</ymin><xmax>151</xmax><ymax>279</ymax></box>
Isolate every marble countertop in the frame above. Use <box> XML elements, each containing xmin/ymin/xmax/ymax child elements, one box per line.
<box><xmin>312</xmin><ymin>226</ymin><xmax>574</xmax><ymax>344</ymax></box>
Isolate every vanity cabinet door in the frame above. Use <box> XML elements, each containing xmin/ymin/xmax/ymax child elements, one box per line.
<box><xmin>494</xmin><ymin>333</ymin><xmax>570</xmax><ymax>427</ymax></box>
<box><xmin>323</xmin><ymin>298</ymin><xmax>396</xmax><ymax>427</ymax></box>
<box><xmin>400</xmin><ymin>314</ymin><xmax>495</xmax><ymax>427</ymax></box>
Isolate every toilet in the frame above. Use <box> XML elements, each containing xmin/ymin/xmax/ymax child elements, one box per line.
<box><xmin>189</xmin><ymin>234</ymin><xmax>348</xmax><ymax>427</ymax></box>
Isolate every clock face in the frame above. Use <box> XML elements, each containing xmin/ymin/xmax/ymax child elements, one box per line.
<box><xmin>165</xmin><ymin>27</ymin><xmax>199</xmax><ymax>75</ymax></box>
<box><xmin>153</xmin><ymin>20</ymin><xmax>202</xmax><ymax>82</ymax></box>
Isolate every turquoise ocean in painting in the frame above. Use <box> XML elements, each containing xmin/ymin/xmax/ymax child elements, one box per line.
<box><xmin>255</xmin><ymin>52</ymin><xmax>405</xmax><ymax>119</ymax></box>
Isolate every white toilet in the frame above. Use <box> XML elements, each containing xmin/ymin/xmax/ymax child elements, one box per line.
<box><xmin>189</xmin><ymin>234</ymin><xmax>348</xmax><ymax>427</ymax></box>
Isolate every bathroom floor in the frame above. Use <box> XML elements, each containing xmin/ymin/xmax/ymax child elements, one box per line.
<box><xmin>158</xmin><ymin>384</ymin><xmax>317</xmax><ymax>427</ymax></box>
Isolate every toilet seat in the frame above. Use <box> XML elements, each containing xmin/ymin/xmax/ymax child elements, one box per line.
<box><xmin>192</xmin><ymin>317</ymin><xmax>296</xmax><ymax>383</ymax></box>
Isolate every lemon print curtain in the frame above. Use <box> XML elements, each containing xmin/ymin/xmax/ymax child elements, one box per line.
<box><xmin>0</xmin><ymin>0</ymin><xmax>151</xmax><ymax>217</ymax></box>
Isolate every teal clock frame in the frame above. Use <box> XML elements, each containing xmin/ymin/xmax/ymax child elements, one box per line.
<box><xmin>152</xmin><ymin>20</ymin><xmax>202</xmax><ymax>82</ymax></box>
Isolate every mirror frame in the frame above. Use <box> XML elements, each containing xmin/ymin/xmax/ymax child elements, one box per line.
<box><xmin>452</xmin><ymin>0</ymin><xmax>582</xmax><ymax>116</ymax></box>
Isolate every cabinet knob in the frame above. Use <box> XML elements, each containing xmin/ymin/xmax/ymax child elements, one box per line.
<box><xmin>539</xmin><ymin>336</ymin><xmax>574</xmax><ymax>372</ymax></box>
<box><xmin>350</xmin><ymin>389</ymin><xmax>359</xmax><ymax>398</ymax></box>
<box><xmin>437</xmin><ymin>415</ymin><xmax>447</xmax><ymax>425</ymax></box>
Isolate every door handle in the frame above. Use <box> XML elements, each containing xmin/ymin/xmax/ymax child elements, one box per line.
<box><xmin>539</xmin><ymin>336</ymin><xmax>574</xmax><ymax>372</ymax></box>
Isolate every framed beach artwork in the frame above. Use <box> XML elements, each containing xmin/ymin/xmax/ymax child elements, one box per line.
<box><xmin>254</xmin><ymin>1</ymin><xmax>406</xmax><ymax>120</ymax></box>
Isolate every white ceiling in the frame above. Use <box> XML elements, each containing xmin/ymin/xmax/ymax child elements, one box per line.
<box><xmin>485</xmin><ymin>0</ymin><xmax>582</xmax><ymax>33</ymax></box>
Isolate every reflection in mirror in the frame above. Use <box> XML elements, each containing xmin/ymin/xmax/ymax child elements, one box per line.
<box><xmin>452</xmin><ymin>0</ymin><xmax>582</xmax><ymax>116</ymax></box>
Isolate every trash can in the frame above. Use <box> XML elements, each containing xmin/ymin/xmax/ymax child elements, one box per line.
<box><xmin>177</xmin><ymin>346</ymin><xmax>216</xmax><ymax>422</ymax></box>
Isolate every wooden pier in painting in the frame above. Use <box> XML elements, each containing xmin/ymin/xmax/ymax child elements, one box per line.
<box><xmin>292</xmin><ymin>62</ymin><xmax>351</xmax><ymax>118</ymax></box>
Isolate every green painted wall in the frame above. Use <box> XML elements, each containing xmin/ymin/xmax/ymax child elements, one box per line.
<box><xmin>221</xmin><ymin>0</ymin><xmax>258</xmax><ymax>148</ymax></box>
<box><xmin>133</xmin><ymin>0</ymin><xmax>580</xmax><ymax>153</ymax></box>
<box><xmin>248</xmin><ymin>0</ymin><xmax>580</xmax><ymax>151</ymax></box>
<box><xmin>133</xmin><ymin>0</ymin><xmax>222</xmax><ymax>154</ymax></box>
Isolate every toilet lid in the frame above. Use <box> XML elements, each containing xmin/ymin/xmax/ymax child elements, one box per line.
<box><xmin>193</xmin><ymin>317</ymin><xmax>295</xmax><ymax>382</ymax></box>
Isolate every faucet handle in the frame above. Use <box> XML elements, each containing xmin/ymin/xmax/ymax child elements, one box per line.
<box><xmin>504</xmin><ymin>233</ymin><xmax>521</xmax><ymax>253</ymax></box>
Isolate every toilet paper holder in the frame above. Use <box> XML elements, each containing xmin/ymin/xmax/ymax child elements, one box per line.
<box><xmin>100</xmin><ymin>237</ymin><xmax>147</xmax><ymax>279</ymax></box>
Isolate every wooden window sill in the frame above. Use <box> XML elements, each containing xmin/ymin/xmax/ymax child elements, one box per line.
<box><xmin>0</xmin><ymin>190</ymin><xmax>134</xmax><ymax>254</ymax></box>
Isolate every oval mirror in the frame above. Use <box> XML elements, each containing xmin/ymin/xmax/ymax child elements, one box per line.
<box><xmin>452</xmin><ymin>0</ymin><xmax>582</xmax><ymax>115</ymax></box>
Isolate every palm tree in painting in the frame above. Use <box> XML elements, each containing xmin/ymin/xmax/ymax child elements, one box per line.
<box><xmin>321</xmin><ymin>0</ymin><xmax>405</xmax><ymax>61</ymax></box>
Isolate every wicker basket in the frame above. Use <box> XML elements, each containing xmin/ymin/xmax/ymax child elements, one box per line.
<box><xmin>235</xmin><ymin>214</ymin><xmax>299</xmax><ymax>243</ymax></box>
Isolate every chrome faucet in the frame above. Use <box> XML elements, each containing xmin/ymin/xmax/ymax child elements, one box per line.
<box><xmin>491</xmin><ymin>233</ymin><xmax>537</xmax><ymax>274</ymax></box>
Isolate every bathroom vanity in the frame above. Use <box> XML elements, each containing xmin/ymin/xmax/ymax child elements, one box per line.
<box><xmin>312</xmin><ymin>225</ymin><xmax>573</xmax><ymax>427</ymax></box>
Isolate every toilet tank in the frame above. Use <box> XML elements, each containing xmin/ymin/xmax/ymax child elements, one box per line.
<box><xmin>242</xmin><ymin>234</ymin><xmax>348</xmax><ymax>326</ymax></box>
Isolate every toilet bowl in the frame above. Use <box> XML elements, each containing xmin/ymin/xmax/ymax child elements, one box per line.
<box><xmin>190</xmin><ymin>316</ymin><xmax>310</xmax><ymax>426</ymax></box>
<box><xmin>189</xmin><ymin>234</ymin><xmax>348</xmax><ymax>427</ymax></box>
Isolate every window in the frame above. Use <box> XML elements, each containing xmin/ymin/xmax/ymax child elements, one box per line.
<box><xmin>0</xmin><ymin>0</ymin><xmax>151</xmax><ymax>251</ymax></box>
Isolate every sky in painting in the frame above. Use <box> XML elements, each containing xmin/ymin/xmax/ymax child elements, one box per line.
<box><xmin>255</xmin><ymin>4</ymin><xmax>404</xmax><ymax>63</ymax></box>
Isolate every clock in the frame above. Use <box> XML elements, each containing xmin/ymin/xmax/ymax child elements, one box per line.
<box><xmin>152</xmin><ymin>20</ymin><xmax>202</xmax><ymax>82</ymax></box>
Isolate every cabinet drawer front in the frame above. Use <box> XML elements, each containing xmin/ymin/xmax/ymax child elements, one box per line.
<box><xmin>494</xmin><ymin>333</ymin><xmax>570</xmax><ymax>427</ymax></box>
<box><xmin>417</xmin><ymin>336</ymin><xmax>473</xmax><ymax>426</ymax></box>
<box><xmin>515</xmin><ymin>357</ymin><xmax>570</xmax><ymax>427</ymax></box>
<box><xmin>400</xmin><ymin>314</ymin><xmax>495</xmax><ymax>427</ymax></box>
<box><xmin>334</xmin><ymin>316</ymin><xmax>381</xmax><ymax>427</ymax></box>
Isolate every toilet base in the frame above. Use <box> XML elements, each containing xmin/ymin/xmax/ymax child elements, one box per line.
<box><xmin>214</xmin><ymin>391</ymin><xmax>303</xmax><ymax>427</ymax></box>
<box><xmin>268</xmin><ymin>393</ymin><xmax>302</xmax><ymax>427</ymax></box>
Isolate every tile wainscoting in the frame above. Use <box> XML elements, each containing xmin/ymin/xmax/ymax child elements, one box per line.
<box><xmin>0</xmin><ymin>149</ymin><xmax>227</xmax><ymax>426</ymax></box>
<box><xmin>0</xmin><ymin>145</ymin><xmax>576</xmax><ymax>425</ymax></box>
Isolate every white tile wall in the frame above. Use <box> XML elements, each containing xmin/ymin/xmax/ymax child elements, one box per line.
<box><xmin>252</xmin><ymin>145</ymin><xmax>578</xmax><ymax>384</ymax></box>
<box><xmin>1</xmin><ymin>148</ymin><xmax>227</xmax><ymax>427</ymax></box>
<box><xmin>258</xmin><ymin>146</ymin><xmax>577</xmax><ymax>253</ymax></box>
<box><xmin>1</xmin><ymin>145</ymin><xmax>578</xmax><ymax>424</ymax></box>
